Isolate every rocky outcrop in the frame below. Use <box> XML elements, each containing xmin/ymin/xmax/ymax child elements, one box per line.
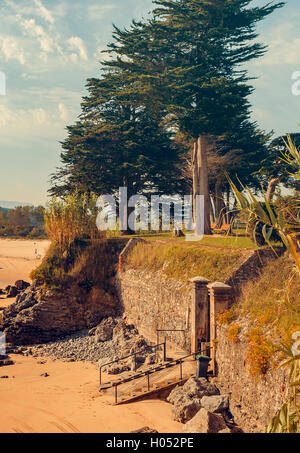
<box><xmin>0</xmin><ymin>283</ymin><xmax>120</xmax><ymax>346</ymax></box>
<box><xmin>15</xmin><ymin>317</ymin><xmax>153</xmax><ymax>365</ymax></box>
<box><xmin>166</xmin><ymin>377</ymin><xmax>240</xmax><ymax>432</ymax></box>
<box><xmin>1</xmin><ymin>281</ymin><xmax>30</xmax><ymax>299</ymax></box>
<box><xmin>167</xmin><ymin>378</ymin><xmax>220</xmax><ymax>423</ymax></box>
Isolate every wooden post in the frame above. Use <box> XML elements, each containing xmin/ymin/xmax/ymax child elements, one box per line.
<box><xmin>189</xmin><ymin>277</ymin><xmax>211</xmax><ymax>354</ymax></box>
<box><xmin>208</xmin><ymin>282</ymin><xmax>232</xmax><ymax>375</ymax></box>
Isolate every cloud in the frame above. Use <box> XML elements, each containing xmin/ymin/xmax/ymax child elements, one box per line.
<box><xmin>67</xmin><ymin>36</ymin><xmax>88</xmax><ymax>61</ymax></box>
<box><xmin>17</xmin><ymin>16</ymin><xmax>54</xmax><ymax>54</ymax></box>
<box><xmin>0</xmin><ymin>36</ymin><xmax>26</xmax><ymax>65</ymax></box>
<box><xmin>33</xmin><ymin>0</ymin><xmax>55</xmax><ymax>25</ymax></box>
<box><xmin>0</xmin><ymin>105</ymin><xmax>47</xmax><ymax>127</ymax></box>
<box><xmin>253</xmin><ymin>21</ymin><xmax>300</xmax><ymax>66</ymax></box>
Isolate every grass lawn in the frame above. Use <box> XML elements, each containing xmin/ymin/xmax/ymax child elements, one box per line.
<box><xmin>128</xmin><ymin>231</ymin><xmax>282</xmax><ymax>250</ymax></box>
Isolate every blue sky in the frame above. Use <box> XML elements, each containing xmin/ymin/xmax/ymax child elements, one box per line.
<box><xmin>0</xmin><ymin>0</ymin><xmax>299</xmax><ymax>205</ymax></box>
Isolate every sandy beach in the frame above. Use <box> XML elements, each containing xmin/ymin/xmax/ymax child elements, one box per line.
<box><xmin>0</xmin><ymin>238</ymin><xmax>182</xmax><ymax>434</ymax></box>
<box><xmin>0</xmin><ymin>239</ymin><xmax>50</xmax><ymax>309</ymax></box>
<box><xmin>0</xmin><ymin>355</ymin><xmax>182</xmax><ymax>434</ymax></box>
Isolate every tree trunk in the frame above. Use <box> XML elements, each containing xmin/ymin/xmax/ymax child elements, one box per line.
<box><xmin>192</xmin><ymin>136</ymin><xmax>211</xmax><ymax>235</ymax></box>
<box><xmin>266</xmin><ymin>178</ymin><xmax>280</xmax><ymax>202</ymax></box>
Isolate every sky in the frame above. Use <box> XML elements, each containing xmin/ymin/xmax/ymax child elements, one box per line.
<box><xmin>0</xmin><ymin>0</ymin><xmax>299</xmax><ymax>206</ymax></box>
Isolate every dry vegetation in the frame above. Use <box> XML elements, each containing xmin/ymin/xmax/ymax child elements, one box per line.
<box><xmin>125</xmin><ymin>241</ymin><xmax>244</xmax><ymax>282</ymax></box>
<box><xmin>31</xmin><ymin>238</ymin><xmax>127</xmax><ymax>290</ymax></box>
<box><xmin>219</xmin><ymin>253</ymin><xmax>300</xmax><ymax>377</ymax></box>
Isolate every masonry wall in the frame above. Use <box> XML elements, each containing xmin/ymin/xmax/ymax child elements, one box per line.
<box><xmin>116</xmin><ymin>268</ymin><xmax>193</xmax><ymax>352</ymax></box>
<box><xmin>215</xmin><ymin>324</ymin><xmax>289</xmax><ymax>433</ymax></box>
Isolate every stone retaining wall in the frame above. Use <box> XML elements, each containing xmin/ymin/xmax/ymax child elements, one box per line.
<box><xmin>215</xmin><ymin>324</ymin><xmax>289</xmax><ymax>433</ymax></box>
<box><xmin>116</xmin><ymin>269</ymin><xmax>193</xmax><ymax>352</ymax></box>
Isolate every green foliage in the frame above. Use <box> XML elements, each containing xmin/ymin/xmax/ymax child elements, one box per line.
<box><xmin>0</xmin><ymin>205</ymin><xmax>45</xmax><ymax>238</ymax></box>
<box><xmin>229</xmin><ymin>135</ymin><xmax>300</xmax><ymax>270</ymax></box>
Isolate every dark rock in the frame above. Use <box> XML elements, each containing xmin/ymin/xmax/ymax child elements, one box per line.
<box><xmin>94</xmin><ymin>317</ymin><xmax>116</xmax><ymax>343</ymax></box>
<box><xmin>130</xmin><ymin>427</ymin><xmax>159</xmax><ymax>433</ymax></box>
<box><xmin>15</xmin><ymin>280</ymin><xmax>30</xmax><ymax>291</ymax></box>
<box><xmin>40</xmin><ymin>373</ymin><xmax>49</xmax><ymax>377</ymax></box>
<box><xmin>7</xmin><ymin>286</ymin><xmax>18</xmax><ymax>298</ymax></box>
<box><xmin>0</xmin><ymin>359</ymin><xmax>14</xmax><ymax>367</ymax></box>
<box><xmin>0</xmin><ymin>376</ymin><xmax>9</xmax><ymax>379</ymax></box>
<box><xmin>0</xmin><ymin>284</ymin><xmax>120</xmax><ymax>346</ymax></box>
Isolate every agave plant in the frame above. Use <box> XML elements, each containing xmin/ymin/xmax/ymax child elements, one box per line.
<box><xmin>228</xmin><ymin>135</ymin><xmax>300</xmax><ymax>272</ymax></box>
<box><xmin>229</xmin><ymin>135</ymin><xmax>300</xmax><ymax>433</ymax></box>
<box><xmin>265</xmin><ymin>344</ymin><xmax>300</xmax><ymax>433</ymax></box>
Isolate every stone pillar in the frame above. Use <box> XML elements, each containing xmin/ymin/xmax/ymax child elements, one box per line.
<box><xmin>189</xmin><ymin>277</ymin><xmax>211</xmax><ymax>354</ymax></box>
<box><xmin>208</xmin><ymin>282</ymin><xmax>232</xmax><ymax>375</ymax></box>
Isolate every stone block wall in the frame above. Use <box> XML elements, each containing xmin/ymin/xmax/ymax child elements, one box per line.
<box><xmin>215</xmin><ymin>324</ymin><xmax>289</xmax><ymax>433</ymax></box>
<box><xmin>225</xmin><ymin>248</ymin><xmax>285</xmax><ymax>301</ymax></box>
<box><xmin>116</xmin><ymin>268</ymin><xmax>193</xmax><ymax>352</ymax></box>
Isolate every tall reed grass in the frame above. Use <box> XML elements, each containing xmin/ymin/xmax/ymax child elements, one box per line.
<box><xmin>44</xmin><ymin>192</ymin><xmax>102</xmax><ymax>250</ymax></box>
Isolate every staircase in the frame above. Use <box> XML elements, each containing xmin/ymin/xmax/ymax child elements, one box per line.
<box><xmin>99</xmin><ymin>354</ymin><xmax>197</xmax><ymax>405</ymax></box>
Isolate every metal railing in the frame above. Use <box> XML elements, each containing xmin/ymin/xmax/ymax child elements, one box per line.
<box><xmin>99</xmin><ymin>341</ymin><xmax>167</xmax><ymax>386</ymax></box>
<box><xmin>111</xmin><ymin>350</ymin><xmax>201</xmax><ymax>405</ymax></box>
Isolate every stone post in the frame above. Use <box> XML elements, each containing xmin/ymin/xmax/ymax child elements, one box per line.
<box><xmin>208</xmin><ymin>282</ymin><xmax>232</xmax><ymax>375</ymax></box>
<box><xmin>189</xmin><ymin>277</ymin><xmax>211</xmax><ymax>355</ymax></box>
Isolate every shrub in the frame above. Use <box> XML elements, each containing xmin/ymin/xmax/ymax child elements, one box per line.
<box><xmin>246</xmin><ymin>328</ymin><xmax>275</xmax><ymax>378</ymax></box>
<box><xmin>227</xmin><ymin>324</ymin><xmax>241</xmax><ymax>343</ymax></box>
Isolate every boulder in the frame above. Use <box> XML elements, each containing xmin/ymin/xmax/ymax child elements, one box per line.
<box><xmin>7</xmin><ymin>286</ymin><xmax>18</xmax><ymax>298</ymax></box>
<box><xmin>183</xmin><ymin>378</ymin><xmax>220</xmax><ymax>399</ymax></box>
<box><xmin>183</xmin><ymin>409</ymin><xmax>227</xmax><ymax>433</ymax></box>
<box><xmin>14</xmin><ymin>280</ymin><xmax>30</xmax><ymax>291</ymax></box>
<box><xmin>201</xmin><ymin>395</ymin><xmax>229</xmax><ymax>413</ymax></box>
<box><xmin>171</xmin><ymin>397</ymin><xmax>202</xmax><ymax>423</ymax></box>
<box><xmin>167</xmin><ymin>378</ymin><xmax>219</xmax><ymax>405</ymax></box>
<box><xmin>94</xmin><ymin>317</ymin><xmax>116</xmax><ymax>343</ymax></box>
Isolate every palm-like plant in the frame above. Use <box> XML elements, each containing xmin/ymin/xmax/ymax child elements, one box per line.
<box><xmin>229</xmin><ymin>136</ymin><xmax>300</xmax><ymax>433</ymax></box>
<box><xmin>229</xmin><ymin>136</ymin><xmax>300</xmax><ymax>272</ymax></box>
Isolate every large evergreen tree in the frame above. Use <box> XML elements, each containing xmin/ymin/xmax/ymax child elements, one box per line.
<box><xmin>50</xmin><ymin>70</ymin><xmax>187</xmax><ymax>232</ymax></box>
<box><xmin>105</xmin><ymin>0</ymin><xmax>284</xmax><ymax>233</ymax></box>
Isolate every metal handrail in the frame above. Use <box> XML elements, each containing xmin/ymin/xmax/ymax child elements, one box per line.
<box><xmin>99</xmin><ymin>341</ymin><xmax>167</xmax><ymax>385</ymax></box>
<box><xmin>111</xmin><ymin>349</ymin><xmax>202</xmax><ymax>404</ymax></box>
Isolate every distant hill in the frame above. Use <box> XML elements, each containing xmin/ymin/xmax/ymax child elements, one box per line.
<box><xmin>0</xmin><ymin>201</ymin><xmax>34</xmax><ymax>209</ymax></box>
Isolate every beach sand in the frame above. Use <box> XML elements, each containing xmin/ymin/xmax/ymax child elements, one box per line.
<box><xmin>0</xmin><ymin>238</ymin><xmax>182</xmax><ymax>434</ymax></box>
<box><xmin>0</xmin><ymin>238</ymin><xmax>50</xmax><ymax>309</ymax></box>
<box><xmin>0</xmin><ymin>355</ymin><xmax>182</xmax><ymax>433</ymax></box>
